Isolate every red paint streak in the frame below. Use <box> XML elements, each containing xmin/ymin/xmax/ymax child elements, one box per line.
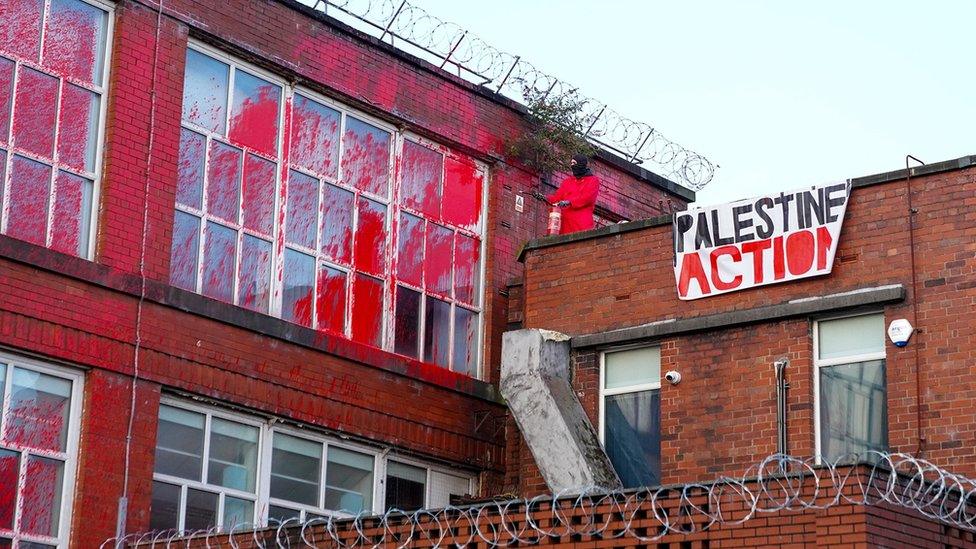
<box><xmin>43</xmin><ymin>0</ymin><xmax>104</xmax><ymax>85</ymax></box>
<box><xmin>395</xmin><ymin>212</ymin><xmax>424</xmax><ymax>287</ymax></box>
<box><xmin>20</xmin><ymin>455</ymin><xmax>62</xmax><ymax>537</ymax></box>
<box><xmin>353</xmin><ymin>196</ymin><xmax>386</xmax><ymax>276</ymax></box>
<box><xmin>0</xmin><ymin>57</ymin><xmax>13</xmax><ymax>143</ymax></box>
<box><xmin>442</xmin><ymin>156</ymin><xmax>482</xmax><ymax>230</ymax></box>
<box><xmin>12</xmin><ymin>66</ymin><xmax>58</xmax><ymax>159</ymax></box>
<box><xmin>6</xmin><ymin>155</ymin><xmax>50</xmax><ymax>246</ymax></box>
<box><xmin>241</xmin><ymin>154</ymin><xmax>275</xmax><ymax>234</ymax></box>
<box><xmin>424</xmin><ymin>223</ymin><xmax>452</xmax><ymax>296</ymax></box>
<box><xmin>169</xmin><ymin>211</ymin><xmax>200</xmax><ymax>291</ymax></box>
<box><xmin>290</xmin><ymin>94</ymin><xmax>339</xmax><ymax>179</ymax></box>
<box><xmin>285</xmin><ymin>170</ymin><xmax>318</xmax><ymax>248</ymax></box>
<box><xmin>56</xmin><ymin>83</ymin><xmax>98</xmax><ymax>173</ymax></box>
<box><xmin>206</xmin><ymin>141</ymin><xmax>242</xmax><ymax>222</ymax></box>
<box><xmin>341</xmin><ymin>116</ymin><xmax>390</xmax><ymax>197</ymax></box>
<box><xmin>50</xmin><ymin>171</ymin><xmax>89</xmax><ymax>256</ymax></box>
<box><xmin>238</xmin><ymin>236</ymin><xmax>271</xmax><ymax>313</ymax></box>
<box><xmin>201</xmin><ymin>222</ymin><xmax>236</xmax><ymax>303</ymax></box>
<box><xmin>350</xmin><ymin>273</ymin><xmax>383</xmax><ymax>347</ymax></box>
<box><xmin>400</xmin><ymin>140</ymin><xmax>441</xmax><ymax>217</ymax></box>
<box><xmin>183</xmin><ymin>49</ymin><xmax>229</xmax><ymax>134</ymax></box>
<box><xmin>453</xmin><ymin>234</ymin><xmax>481</xmax><ymax>305</ymax></box>
<box><xmin>320</xmin><ymin>183</ymin><xmax>354</xmax><ymax>264</ymax></box>
<box><xmin>283</xmin><ymin>250</ymin><xmax>314</xmax><ymax>326</ymax></box>
<box><xmin>0</xmin><ymin>450</ymin><xmax>16</xmax><ymax>529</ymax></box>
<box><xmin>229</xmin><ymin>71</ymin><xmax>280</xmax><ymax>157</ymax></box>
<box><xmin>176</xmin><ymin>128</ymin><xmax>205</xmax><ymax>209</ymax></box>
<box><xmin>316</xmin><ymin>264</ymin><xmax>346</xmax><ymax>334</ymax></box>
<box><xmin>0</xmin><ymin>0</ymin><xmax>43</xmax><ymax>61</ymax></box>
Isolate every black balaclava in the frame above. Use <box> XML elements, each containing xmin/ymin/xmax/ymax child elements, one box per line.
<box><xmin>571</xmin><ymin>154</ymin><xmax>592</xmax><ymax>177</ymax></box>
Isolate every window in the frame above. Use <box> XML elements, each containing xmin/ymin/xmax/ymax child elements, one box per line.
<box><xmin>815</xmin><ymin>313</ymin><xmax>887</xmax><ymax>461</ymax></box>
<box><xmin>0</xmin><ymin>0</ymin><xmax>112</xmax><ymax>258</ymax></box>
<box><xmin>600</xmin><ymin>346</ymin><xmax>661</xmax><ymax>489</ymax></box>
<box><xmin>0</xmin><ymin>353</ymin><xmax>83</xmax><ymax>549</ymax></box>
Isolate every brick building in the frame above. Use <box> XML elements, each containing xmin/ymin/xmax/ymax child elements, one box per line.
<box><xmin>0</xmin><ymin>0</ymin><xmax>697</xmax><ymax>546</ymax></box>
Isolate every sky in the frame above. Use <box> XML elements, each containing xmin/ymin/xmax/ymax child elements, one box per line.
<box><xmin>409</xmin><ymin>0</ymin><xmax>976</xmax><ymax>206</ymax></box>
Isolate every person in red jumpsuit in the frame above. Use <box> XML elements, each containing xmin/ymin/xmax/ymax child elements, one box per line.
<box><xmin>546</xmin><ymin>154</ymin><xmax>600</xmax><ymax>234</ymax></box>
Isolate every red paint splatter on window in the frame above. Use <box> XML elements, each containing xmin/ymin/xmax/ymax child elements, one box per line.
<box><xmin>291</xmin><ymin>94</ymin><xmax>339</xmax><ymax>179</ymax></box>
<box><xmin>423</xmin><ymin>295</ymin><xmax>450</xmax><ymax>368</ymax></box>
<box><xmin>282</xmin><ymin>249</ymin><xmax>314</xmax><ymax>326</ymax></box>
<box><xmin>341</xmin><ymin>116</ymin><xmax>390</xmax><ymax>197</ymax></box>
<box><xmin>43</xmin><ymin>0</ymin><xmax>106</xmax><ymax>86</ymax></box>
<box><xmin>393</xmin><ymin>285</ymin><xmax>421</xmax><ymax>358</ymax></box>
<box><xmin>453</xmin><ymin>306</ymin><xmax>478</xmax><ymax>377</ymax></box>
<box><xmin>182</xmin><ymin>49</ymin><xmax>229</xmax><ymax>134</ymax></box>
<box><xmin>56</xmin><ymin>83</ymin><xmax>99</xmax><ymax>174</ymax></box>
<box><xmin>12</xmin><ymin>67</ymin><xmax>57</xmax><ymax>159</ymax></box>
<box><xmin>0</xmin><ymin>449</ymin><xmax>17</xmax><ymax>530</ymax></box>
<box><xmin>201</xmin><ymin>221</ymin><xmax>236</xmax><ymax>303</ymax></box>
<box><xmin>238</xmin><ymin>235</ymin><xmax>272</xmax><ymax>313</ymax></box>
<box><xmin>0</xmin><ymin>0</ymin><xmax>43</xmax><ymax>61</ymax></box>
<box><xmin>206</xmin><ymin>141</ymin><xmax>242</xmax><ymax>223</ymax></box>
<box><xmin>0</xmin><ymin>57</ymin><xmax>13</xmax><ymax>144</ymax></box>
<box><xmin>176</xmin><ymin>129</ymin><xmax>205</xmax><ymax>209</ymax></box>
<box><xmin>351</xmin><ymin>273</ymin><xmax>383</xmax><ymax>347</ymax></box>
<box><xmin>316</xmin><ymin>265</ymin><xmax>346</xmax><ymax>334</ymax></box>
<box><xmin>400</xmin><ymin>140</ymin><xmax>441</xmax><ymax>217</ymax></box>
<box><xmin>4</xmin><ymin>369</ymin><xmax>70</xmax><ymax>452</ymax></box>
<box><xmin>395</xmin><ymin>212</ymin><xmax>424</xmax><ymax>287</ymax></box>
<box><xmin>50</xmin><ymin>170</ymin><xmax>92</xmax><ymax>256</ymax></box>
<box><xmin>424</xmin><ymin>223</ymin><xmax>453</xmax><ymax>296</ymax></box>
<box><xmin>19</xmin><ymin>455</ymin><xmax>63</xmax><ymax>537</ymax></box>
<box><xmin>320</xmin><ymin>183</ymin><xmax>353</xmax><ymax>264</ymax></box>
<box><xmin>454</xmin><ymin>233</ymin><xmax>481</xmax><ymax>306</ymax></box>
<box><xmin>354</xmin><ymin>196</ymin><xmax>387</xmax><ymax>276</ymax></box>
<box><xmin>169</xmin><ymin>211</ymin><xmax>200</xmax><ymax>291</ymax></box>
<box><xmin>6</xmin><ymin>155</ymin><xmax>50</xmax><ymax>246</ymax></box>
<box><xmin>285</xmin><ymin>170</ymin><xmax>318</xmax><ymax>249</ymax></box>
<box><xmin>442</xmin><ymin>156</ymin><xmax>482</xmax><ymax>230</ymax></box>
<box><xmin>229</xmin><ymin>70</ymin><xmax>281</xmax><ymax>157</ymax></box>
<box><xmin>241</xmin><ymin>154</ymin><xmax>275</xmax><ymax>234</ymax></box>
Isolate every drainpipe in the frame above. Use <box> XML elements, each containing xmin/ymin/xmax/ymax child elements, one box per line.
<box><xmin>774</xmin><ymin>358</ymin><xmax>789</xmax><ymax>456</ymax></box>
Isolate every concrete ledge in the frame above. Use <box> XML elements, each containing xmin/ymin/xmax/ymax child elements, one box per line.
<box><xmin>572</xmin><ymin>284</ymin><xmax>906</xmax><ymax>348</ymax></box>
<box><xmin>517</xmin><ymin>214</ymin><xmax>672</xmax><ymax>262</ymax></box>
<box><xmin>850</xmin><ymin>155</ymin><xmax>976</xmax><ymax>188</ymax></box>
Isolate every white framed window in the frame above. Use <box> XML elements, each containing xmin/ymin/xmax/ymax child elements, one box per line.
<box><xmin>0</xmin><ymin>0</ymin><xmax>114</xmax><ymax>259</ymax></box>
<box><xmin>0</xmin><ymin>352</ymin><xmax>85</xmax><ymax>549</ymax></box>
<box><xmin>599</xmin><ymin>346</ymin><xmax>661</xmax><ymax>489</ymax></box>
<box><xmin>813</xmin><ymin>312</ymin><xmax>888</xmax><ymax>462</ymax></box>
<box><xmin>382</xmin><ymin>455</ymin><xmax>474</xmax><ymax>512</ymax></box>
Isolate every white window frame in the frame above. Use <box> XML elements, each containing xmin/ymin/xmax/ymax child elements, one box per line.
<box><xmin>0</xmin><ymin>351</ymin><xmax>85</xmax><ymax>549</ymax></box>
<box><xmin>812</xmin><ymin>311</ymin><xmax>887</xmax><ymax>463</ymax></box>
<box><xmin>0</xmin><ymin>0</ymin><xmax>115</xmax><ymax>260</ymax></box>
<box><xmin>380</xmin><ymin>453</ymin><xmax>477</xmax><ymax>512</ymax></box>
<box><xmin>598</xmin><ymin>345</ymin><xmax>661</xmax><ymax>443</ymax></box>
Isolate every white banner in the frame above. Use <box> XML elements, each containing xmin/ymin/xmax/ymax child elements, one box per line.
<box><xmin>673</xmin><ymin>182</ymin><xmax>851</xmax><ymax>300</ymax></box>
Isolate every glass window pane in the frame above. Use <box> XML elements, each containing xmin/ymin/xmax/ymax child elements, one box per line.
<box><xmin>229</xmin><ymin>70</ymin><xmax>281</xmax><ymax>157</ymax></box>
<box><xmin>271</xmin><ymin>433</ymin><xmax>322</xmax><ymax>506</ymax></box>
<box><xmin>49</xmin><ymin>171</ymin><xmax>92</xmax><ymax>257</ymax></box>
<box><xmin>423</xmin><ymin>296</ymin><xmax>450</xmax><ymax>368</ymax></box>
<box><xmin>428</xmin><ymin>471</ymin><xmax>469</xmax><ymax>509</ymax></box>
<box><xmin>282</xmin><ymin>249</ymin><xmax>315</xmax><ymax>326</ymax></box>
<box><xmin>0</xmin><ymin>57</ymin><xmax>14</xmax><ymax>143</ymax></box>
<box><xmin>341</xmin><ymin>116</ymin><xmax>390</xmax><ymax>197</ymax></box>
<box><xmin>241</xmin><ymin>153</ymin><xmax>275</xmax><ymax>234</ymax></box>
<box><xmin>154</xmin><ymin>405</ymin><xmax>205</xmax><ymax>480</ymax></box>
<box><xmin>207</xmin><ymin>417</ymin><xmax>258</xmax><ymax>492</ymax></box>
<box><xmin>13</xmin><ymin>67</ymin><xmax>57</xmax><ymax>158</ymax></box>
<box><xmin>396</xmin><ymin>213</ymin><xmax>424</xmax><ymax>287</ymax></box>
<box><xmin>605</xmin><ymin>347</ymin><xmax>661</xmax><ymax>390</ymax></box>
<box><xmin>818</xmin><ymin>314</ymin><xmax>885</xmax><ymax>360</ymax></box>
<box><xmin>56</xmin><ymin>83</ymin><xmax>99</xmax><ymax>173</ymax></box>
<box><xmin>43</xmin><ymin>0</ymin><xmax>108</xmax><ymax>86</ymax></box>
<box><xmin>820</xmin><ymin>359</ymin><xmax>887</xmax><ymax>461</ymax></box>
<box><xmin>182</xmin><ymin>49</ymin><xmax>229</xmax><ymax>134</ymax></box>
<box><xmin>350</xmin><ymin>274</ymin><xmax>383</xmax><ymax>348</ymax></box>
<box><xmin>17</xmin><ymin>542</ymin><xmax>54</xmax><ymax>549</ymax></box>
<box><xmin>400</xmin><ymin>140</ymin><xmax>441</xmax><ymax>217</ymax></box>
<box><xmin>6</xmin><ymin>155</ymin><xmax>51</xmax><ymax>246</ymax></box>
<box><xmin>286</xmin><ymin>170</ymin><xmax>318</xmax><ymax>249</ymax></box>
<box><xmin>5</xmin><ymin>368</ymin><xmax>71</xmax><ymax>452</ymax></box>
<box><xmin>222</xmin><ymin>496</ymin><xmax>254</xmax><ymax>529</ymax></box>
<box><xmin>19</xmin><ymin>456</ymin><xmax>63</xmax><ymax>537</ymax></box>
<box><xmin>424</xmin><ymin>224</ymin><xmax>452</xmax><ymax>296</ymax></box>
<box><xmin>176</xmin><ymin>128</ymin><xmax>206</xmax><ymax>209</ymax></box>
<box><xmin>206</xmin><ymin>141</ymin><xmax>242</xmax><ymax>223</ymax></box>
<box><xmin>149</xmin><ymin>480</ymin><xmax>181</xmax><ymax>532</ymax></box>
<box><xmin>290</xmin><ymin>94</ymin><xmax>339</xmax><ymax>179</ymax></box>
<box><xmin>324</xmin><ymin>447</ymin><xmax>373</xmax><ymax>514</ymax></box>
<box><xmin>394</xmin><ymin>286</ymin><xmax>421</xmax><ymax>359</ymax></box>
<box><xmin>354</xmin><ymin>197</ymin><xmax>387</xmax><ymax>276</ymax></box>
<box><xmin>605</xmin><ymin>389</ymin><xmax>661</xmax><ymax>488</ymax></box>
<box><xmin>442</xmin><ymin>157</ymin><xmax>483</xmax><ymax>230</ymax></box>
<box><xmin>267</xmin><ymin>505</ymin><xmax>300</xmax><ymax>523</ymax></box>
<box><xmin>453</xmin><ymin>234</ymin><xmax>481</xmax><ymax>306</ymax></box>
<box><xmin>0</xmin><ymin>0</ymin><xmax>44</xmax><ymax>61</ymax></box>
<box><xmin>170</xmin><ymin>211</ymin><xmax>201</xmax><ymax>291</ymax></box>
<box><xmin>0</xmin><ymin>449</ymin><xmax>19</xmax><ymax>529</ymax></box>
<box><xmin>183</xmin><ymin>488</ymin><xmax>218</xmax><ymax>531</ymax></box>
<box><xmin>385</xmin><ymin>461</ymin><xmax>425</xmax><ymax>511</ymax></box>
<box><xmin>320</xmin><ymin>183</ymin><xmax>353</xmax><ymax>264</ymax></box>
<box><xmin>238</xmin><ymin>236</ymin><xmax>272</xmax><ymax>313</ymax></box>
<box><xmin>316</xmin><ymin>265</ymin><xmax>346</xmax><ymax>335</ymax></box>
<box><xmin>202</xmin><ymin>222</ymin><xmax>237</xmax><ymax>303</ymax></box>
<box><xmin>452</xmin><ymin>307</ymin><xmax>478</xmax><ymax>377</ymax></box>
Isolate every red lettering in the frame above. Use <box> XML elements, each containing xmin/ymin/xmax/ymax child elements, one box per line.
<box><xmin>773</xmin><ymin>236</ymin><xmax>786</xmax><ymax>280</ymax></box>
<box><xmin>741</xmin><ymin>239</ymin><xmax>772</xmax><ymax>284</ymax></box>
<box><xmin>816</xmin><ymin>225</ymin><xmax>833</xmax><ymax>270</ymax></box>
<box><xmin>709</xmin><ymin>245</ymin><xmax>742</xmax><ymax>291</ymax></box>
<box><xmin>677</xmin><ymin>252</ymin><xmax>711</xmax><ymax>298</ymax></box>
<box><xmin>786</xmin><ymin>230</ymin><xmax>815</xmax><ymax>275</ymax></box>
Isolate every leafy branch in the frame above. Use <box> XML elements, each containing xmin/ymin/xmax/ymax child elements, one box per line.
<box><xmin>506</xmin><ymin>87</ymin><xmax>598</xmax><ymax>180</ymax></box>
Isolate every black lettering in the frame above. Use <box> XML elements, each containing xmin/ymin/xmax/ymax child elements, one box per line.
<box><xmin>733</xmin><ymin>204</ymin><xmax>755</xmax><ymax>242</ymax></box>
<box><xmin>755</xmin><ymin>198</ymin><xmax>775</xmax><ymax>238</ymax></box>
<box><xmin>802</xmin><ymin>189</ymin><xmax>825</xmax><ymax>227</ymax></box>
<box><xmin>773</xmin><ymin>192</ymin><xmax>794</xmax><ymax>231</ymax></box>
<box><xmin>710</xmin><ymin>209</ymin><xmax>734</xmax><ymax>246</ymax></box>
<box><xmin>694</xmin><ymin>211</ymin><xmax>713</xmax><ymax>249</ymax></box>
<box><xmin>825</xmin><ymin>183</ymin><xmax>847</xmax><ymax>222</ymax></box>
<box><xmin>675</xmin><ymin>213</ymin><xmax>694</xmax><ymax>253</ymax></box>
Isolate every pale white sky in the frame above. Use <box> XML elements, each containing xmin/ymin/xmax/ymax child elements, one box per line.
<box><xmin>412</xmin><ymin>0</ymin><xmax>975</xmax><ymax>205</ymax></box>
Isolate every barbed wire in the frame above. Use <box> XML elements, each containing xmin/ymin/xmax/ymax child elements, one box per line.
<box><xmin>289</xmin><ymin>0</ymin><xmax>716</xmax><ymax>191</ymax></box>
<box><xmin>105</xmin><ymin>451</ymin><xmax>976</xmax><ymax>547</ymax></box>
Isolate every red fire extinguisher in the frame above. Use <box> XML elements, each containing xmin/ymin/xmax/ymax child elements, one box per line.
<box><xmin>547</xmin><ymin>203</ymin><xmax>562</xmax><ymax>235</ymax></box>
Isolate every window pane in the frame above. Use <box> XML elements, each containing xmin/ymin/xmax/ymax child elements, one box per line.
<box><xmin>400</xmin><ymin>140</ymin><xmax>441</xmax><ymax>217</ymax></box>
<box><xmin>320</xmin><ymin>183</ymin><xmax>354</xmax><ymax>264</ymax></box>
<box><xmin>268</xmin><ymin>505</ymin><xmax>300</xmax><ymax>523</ymax></box>
<box><xmin>229</xmin><ymin>70</ymin><xmax>280</xmax><ymax>156</ymax></box>
<box><xmin>149</xmin><ymin>481</ymin><xmax>181</xmax><ymax>532</ymax></box>
<box><xmin>271</xmin><ymin>433</ymin><xmax>322</xmax><ymax>506</ymax></box>
<box><xmin>290</xmin><ymin>94</ymin><xmax>339</xmax><ymax>179</ymax></box>
<box><xmin>6</xmin><ymin>154</ymin><xmax>51</xmax><ymax>246</ymax></box>
<box><xmin>385</xmin><ymin>461</ymin><xmax>425</xmax><ymax>511</ymax></box>
<box><xmin>428</xmin><ymin>471</ymin><xmax>469</xmax><ymax>509</ymax></box>
<box><xmin>396</xmin><ymin>213</ymin><xmax>424</xmax><ymax>287</ymax></box>
<box><xmin>50</xmin><ymin>171</ymin><xmax>92</xmax><ymax>257</ymax></box>
<box><xmin>341</xmin><ymin>116</ymin><xmax>390</xmax><ymax>197</ymax></box>
<box><xmin>19</xmin><ymin>456</ymin><xmax>63</xmax><ymax>537</ymax></box>
<box><xmin>0</xmin><ymin>57</ymin><xmax>13</xmax><ymax>142</ymax></box>
<box><xmin>394</xmin><ymin>286</ymin><xmax>421</xmax><ymax>359</ymax></box>
<box><xmin>0</xmin><ymin>449</ymin><xmax>18</xmax><ymax>529</ymax></box>
<box><xmin>238</xmin><ymin>236</ymin><xmax>272</xmax><ymax>313</ymax></box>
<box><xmin>453</xmin><ymin>307</ymin><xmax>478</xmax><ymax>377</ymax></box>
<box><xmin>605</xmin><ymin>389</ymin><xmax>661</xmax><ymax>488</ymax></box>
<box><xmin>350</xmin><ymin>274</ymin><xmax>383</xmax><ymax>347</ymax></box>
<box><xmin>176</xmin><ymin>128</ymin><xmax>206</xmax><ymax>209</ymax></box>
<box><xmin>170</xmin><ymin>211</ymin><xmax>201</xmax><ymax>291</ymax></box>
<box><xmin>0</xmin><ymin>0</ymin><xmax>43</xmax><ymax>61</ymax></box>
<box><xmin>354</xmin><ymin>197</ymin><xmax>387</xmax><ymax>276</ymax></box>
<box><xmin>423</xmin><ymin>296</ymin><xmax>450</xmax><ymax>368</ymax></box>
<box><xmin>282</xmin><ymin>249</ymin><xmax>315</xmax><ymax>326</ymax></box>
<box><xmin>324</xmin><ymin>447</ymin><xmax>373</xmax><ymax>514</ymax></box>
<box><xmin>453</xmin><ymin>234</ymin><xmax>481</xmax><ymax>306</ymax></box>
<box><xmin>183</xmin><ymin>49</ymin><xmax>229</xmax><ymax>134</ymax></box>
<box><xmin>223</xmin><ymin>496</ymin><xmax>254</xmax><ymax>529</ymax></box>
<box><xmin>605</xmin><ymin>347</ymin><xmax>661</xmax><ymax>390</ymax></box>
<box><xmin>442</xmin><ymin>157</ymin><xmax>483</xmax><ymax>230</ymax></box>
<box><xmin>286</xmin><ymin>170</ymin><xmax>318</xmax><ymax>249</ymax></box>
<box><xmin>202</xmin><ymin>222</ymin><xmax>237</xmax><ymax>303</ymax></box>
<box><xmin>155</xmin><ymin>405</ymin><xmax>205</xmax><ymax>480</ymax></box>
<box><xmin>818</xmin><ymin>314</ymin><xmax>885</xmax><ymax>360</ymax></box>
<box><xmin>207</xmin><ymin>417</ymin><xmax>258</xmax><ymax>492</ymax></box>
<box><xmin>5</xmin><ymin>368</ymin><xmax>71</xmax><ymax>452</ymax></box>
<box><xmin>206</xmin><ymin>141</ymin><xmax>242</xmax><ymax>223</ymax></box>
<box><xmin>56</xmin><ymin>83</ymin><xmax>99</xmax><ymax>173</ymax></box>
<box><xmin>316</xmin><ymin>265</ymin><xmax>346</xmax><ymax>334</ymax></box>
<box><xmin>424</xmin><ymin>224</ymin><xmax>452</xmax><ymax>296</ymax></box>
<box><xmin>820</xmin><ymin>359</ymin><xmax>887</xmax><ymax>461</ymax></box>
<box><xmin>183</xmin><ymin>488</ymin><xmax>218</xmax><ymax>531</ymax></box>
<box><xmin>43</xmin><ymin>0</ymin><xmax>108</xmax><ymax>86</ymax></box>
<box><xmin>241</xmin><ymin>154</ymin><xmax>275</xmax><ymax>234</ymax></box>
<box><xmin>13</xmin><ymin>67</ymin><xmax>57</xmax><ymax>158</ymax></box>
